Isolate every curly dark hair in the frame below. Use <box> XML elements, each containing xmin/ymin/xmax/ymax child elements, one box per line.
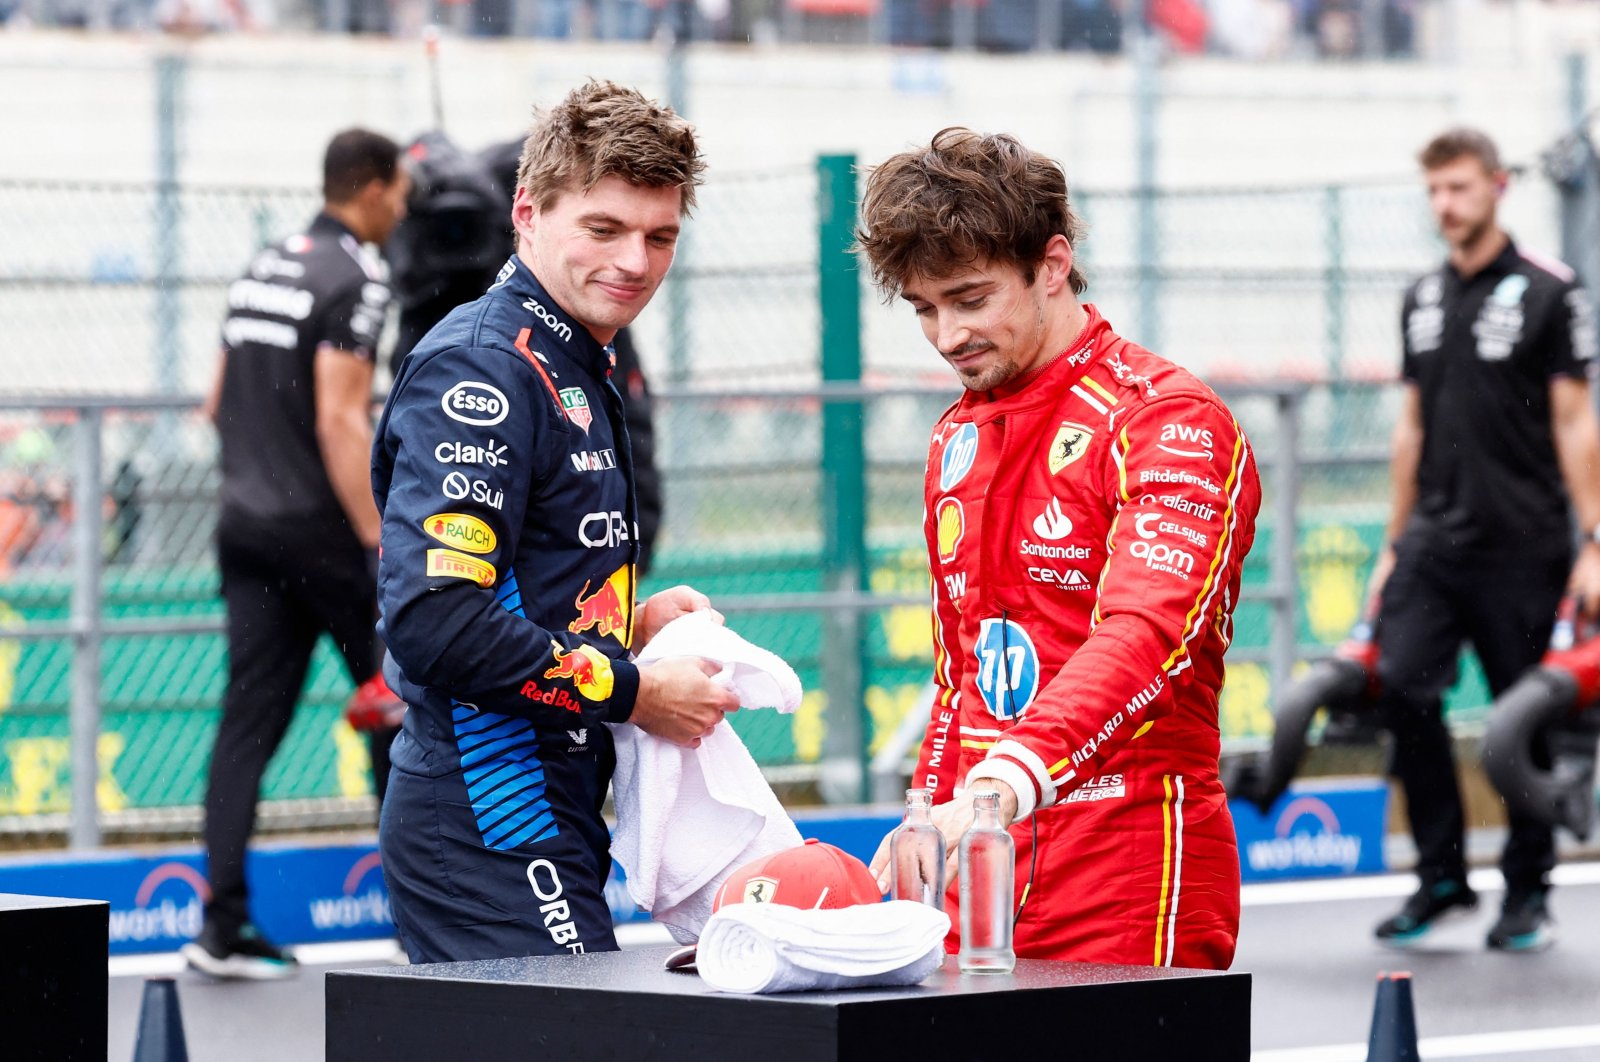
<box><xmin>856</xmin><ymin>127</ymin><xmax>1086</xmax><ymax>299</ymax></box>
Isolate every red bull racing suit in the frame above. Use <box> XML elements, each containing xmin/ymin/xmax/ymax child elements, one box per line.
<box><xmin>920</xmin><ymin>306</ymin><xmax>1262</xmax><ymax>969</ymax></box>
<box><xmin>373</xmin><ymin>256</ymin><xmax>641</xmax><ymax>962</ymax></box>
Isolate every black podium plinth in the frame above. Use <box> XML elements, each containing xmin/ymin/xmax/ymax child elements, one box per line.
<box><xmin>1</xmin><ymin>892</ymin><xmax>108</xmax><ymax>1062</ymax></box>
<box><xmin>328</xmin><ymin>945</ymin><xmax>1250</xmax><ymax>1061</ymax></box>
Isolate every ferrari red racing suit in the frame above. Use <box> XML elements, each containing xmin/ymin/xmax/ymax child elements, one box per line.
<box><xmin>918</xmin><ymin>306</ymin><xmax>1262</xmax><ymax>969</ymax></box>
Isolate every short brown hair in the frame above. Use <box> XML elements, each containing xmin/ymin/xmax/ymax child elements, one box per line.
<box><xmin>516</xmin><ymin>80</ymin><xmax>706</xmax><ymax>215</ymax></box>
<box><xmin>1419</xmin><ymin>127</ymin><xmax>1503</xmax><ymax>174</ymax></box>
<box><xmin>856</xmin><ymin>127</ymin><xmax>1087</xmax><ymax>299</ymax></box>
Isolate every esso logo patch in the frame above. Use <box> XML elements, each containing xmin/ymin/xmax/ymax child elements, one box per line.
<box><xmin>442</xmin><ymin>381</ymin><xmax>509</xmax><ymax>426</ymax></box>
<box><xmin>939</xmin><ymin>422</ymin><xmax>979</xmax><ymax>491</ymax></box>
<box><xmin>974</xmin><ymin>617</ymin><xmax>1040</xmax><ymax>721</ymax></box>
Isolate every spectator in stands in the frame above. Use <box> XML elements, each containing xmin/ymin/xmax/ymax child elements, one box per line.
<box><xmin>183</xmin><ymin>129</ymin><xmax>409</xmax><ymax>980</ymax></box>
<box><xmin>1369</xmin><ymin>127</ymin><xmax>1600</xmax><ymax>952</ymax></box>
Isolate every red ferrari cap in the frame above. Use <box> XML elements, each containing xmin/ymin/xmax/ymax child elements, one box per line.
<box><xmin>711</xmin><ymin>839</ymin><xmax>881</xmax><ymax>913</ymax></box>
<box><xmin>663</xmin><ymin>839</ymin><xmax>882</xmax><ymax>971</ymax></box>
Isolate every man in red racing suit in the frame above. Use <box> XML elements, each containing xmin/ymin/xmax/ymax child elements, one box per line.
<box><xmin>861</xmin><ymin>128</ymin><xmax>1262</xmax><ymax>969</ymax></box>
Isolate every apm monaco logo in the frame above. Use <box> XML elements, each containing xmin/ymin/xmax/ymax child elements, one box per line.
<box><xmin>1246</xmin><ymin>795</ymin><xmax>1362</xmax><ymax>873</ymax></box>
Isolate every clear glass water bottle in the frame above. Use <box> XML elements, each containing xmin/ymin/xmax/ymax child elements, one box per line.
<box><xmin>958</xmin><ymin>790</ymin><xmax>1016</xmax><ymax>973</ymax></box>
<box><xmin>889</xmin><ymin>788</ymin><xmax>946</xmax><ymax>911</ymax></box>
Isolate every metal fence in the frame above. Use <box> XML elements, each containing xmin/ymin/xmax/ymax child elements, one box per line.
<box><xmin>0</xmin><ymin>381</ymin><xmax>1328</xmax><ymax>847</ymax></box>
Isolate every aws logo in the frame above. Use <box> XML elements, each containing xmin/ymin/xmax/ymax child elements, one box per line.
<box><xmin>1245</xmin><ymin>795</ymin><xmax>1362</xmax><ymax>873</ymax></box>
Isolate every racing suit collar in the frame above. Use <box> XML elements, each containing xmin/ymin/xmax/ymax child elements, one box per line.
<box><xmin>958</xmin><ymin>303</ymin><xmax>1113</xmax><ymax>421</ymax></box>
<box><xmin>492</xmin><ymin>255</ymin><xmax>616</xmax><ymax>379</ymax></box>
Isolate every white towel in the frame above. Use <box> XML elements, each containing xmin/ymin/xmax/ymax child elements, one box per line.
<box><xmin>608</xmin><ymin>612</ymin><xmax>805</xmax><ymax>944</ymax></box>
<box><xmin>695</xmin><ymin>901</ymin><xmax>951</xmax><ymax>994</ymax></box>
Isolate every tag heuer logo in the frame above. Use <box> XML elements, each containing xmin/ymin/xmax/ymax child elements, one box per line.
<box><xmin>1048</xmin><ymin>422</ymin><xmax>1094</xmax><ymax>475</ymax></box>
<box><xmin>742</xmin><ymin>877</ymin><xmax>778</xmax><ymax>904</ymax></box>
<box><xmin>559</xmin><ymin>387</ymin><xmax>592</xmax><ymax>433</ymax></box>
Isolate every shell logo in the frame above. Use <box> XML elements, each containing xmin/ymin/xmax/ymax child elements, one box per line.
<box><xmin>936</xmin><ymin>498</ymin><xmax>964</xmax><ymax>564</ymax></box>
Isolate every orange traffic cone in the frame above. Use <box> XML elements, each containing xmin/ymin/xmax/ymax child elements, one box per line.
<box><xmin>131</xmin><ymin>977</ymin><xmax>189</xmax><ymax>1062</ymax></box>
<box><xmin>1365</xmin><ymin>971</ymin><xmax>1420</xmax><ymax>1062</ymax></box>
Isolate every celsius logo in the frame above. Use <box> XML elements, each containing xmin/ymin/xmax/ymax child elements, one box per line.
<box><xmin>1033</xmin><ymin>498</ymin><xmax>1073</xmax><ymax>540</ymax></box>
<box><xmin>523</xmin><ymin>299</ymin><xmax>574</xmax><ymax>342</ymax></box>
<box><xmin>442</xmin><ymin>381</ymin><xmax>509</xmax><ymax>426</ymax></box>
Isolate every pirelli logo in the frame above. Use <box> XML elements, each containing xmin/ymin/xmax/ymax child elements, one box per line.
<box><xmin>426</xmin><ymin>548</ymin><xmax>497</xmax><ymax>588</ymax></box>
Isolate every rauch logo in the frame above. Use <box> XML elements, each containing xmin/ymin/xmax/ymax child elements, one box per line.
<box><xmin>1246</xmin><ymin>796</ymin><xmax>1362</xmax><ymax>873</ymax></box>
<box><xmin>308</xmin><ymin>851</ymin><xmax>393</xmax><ymax>930</ymax></box>
<box><xmin>111</xmin><ymin>862</ymin><xmax>209</xmax><ymax>944</ymax></box>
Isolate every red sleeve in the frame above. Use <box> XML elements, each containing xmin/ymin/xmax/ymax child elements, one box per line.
<box><xmin>968</xmin><ymin>394</ymin><xmax>1259</xmax><ymax>814</ymax></box>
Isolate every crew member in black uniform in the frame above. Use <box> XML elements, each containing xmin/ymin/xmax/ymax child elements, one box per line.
<box><xmin>1370</xmin><ymin>127</ymin><xmax>1600</xmax><ymax>951</ymax></box>
<box><xmin>374</xmin><ymin>81</ymin><xmax>738</xmax><ymax>964</ymax></box>
<box><xmin>183</xmin><ymin>129</ymin><xmax>411</xmax><ymax>980</ymax></box>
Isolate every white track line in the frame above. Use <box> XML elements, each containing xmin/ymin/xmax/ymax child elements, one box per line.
<box><xmin>1241</xmin><ymin>861</ymin><xmax>1600</xmax><ymax>907</ymax></box>
<box><xmin>109</xmin><ymin>922</ymin><xmax>674</xmax><ymax>978</ymax></box>
<box><xmin>1254</xmin><ymin>1024</ymin><xmax>1600</xmax><ymax>1061</ymax></box>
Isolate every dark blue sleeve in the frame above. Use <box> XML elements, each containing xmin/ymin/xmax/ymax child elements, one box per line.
<box><xmin>375</xmin><ymin>343</ymin><xmax>640</xmax><ymax>727</ymax></box>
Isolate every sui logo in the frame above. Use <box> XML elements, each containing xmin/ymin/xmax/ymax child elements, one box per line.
<box><xmin>974</xmin><ymin>617</ymin><xmax>1040</xmax><ymax>721</ymax></box>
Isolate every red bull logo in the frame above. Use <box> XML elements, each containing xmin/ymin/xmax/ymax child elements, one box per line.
<box><xmin>569</xmin><ymin>565</ymin><xmax>633</xmax><ymax>647</ymax></box>
<box><xmin>543</xmin><ymin>643</ymin><xmax>615</xmax><ymax>702</ymax></box>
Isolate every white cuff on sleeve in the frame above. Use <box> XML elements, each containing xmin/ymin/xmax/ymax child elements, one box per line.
<box><xmin>966</xmin><ymin>757</ymin><xmax>1039</xmax><ymax>821</ymax></box>
<box><xmin>990</xmin><ymin>739</ymin><xmax>1060</xmax><ymax>809</ymax></box>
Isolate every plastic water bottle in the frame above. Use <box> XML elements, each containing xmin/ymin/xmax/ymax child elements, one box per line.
<box><xmin>958</xmin><ymin>791</ymin><xmax>1016</xmax><ymax>973</ymax></box>
<box><xmin>889</xmin><ymin>788</ymin><xmax>946</xmax><ymax>911</ymax></box>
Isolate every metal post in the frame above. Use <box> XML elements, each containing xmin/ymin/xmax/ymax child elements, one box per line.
<box><xmin>817</xmin><ymin>153</ymin><xmax>868</xmax><ymax>804</ymax></box>
<box><xmin>153</xmin><ymin>54</ymin><xmax>185</xmax><ymax>460</ymax></box>
<box><xmin>663</xmin><ymin>32</ymin><xmax>691</xmax><ymax>387</ymax></box>
<box><xmin>70</xmin><ymin>408</ymin><xmax>105</xmax><ymax>850</ymax></box>
<box><xmin>1269</xmin><ymin>390</ymin><xmax>1301</xmax><ymax>703</ymax></box>
<box><xmin>1132</xmin><ymin>8</ymin><xmax>1160</xmax><ymax>351</ymax></box>
<box><xmin>951</xmin><ymin>0</ymin><xmax>977</xmax><ymax>50</ymax></box>
<box><xmin>1324</xmin><ymin>184</ymin><xmax>1345</xmax><ymax>380</ymax></box>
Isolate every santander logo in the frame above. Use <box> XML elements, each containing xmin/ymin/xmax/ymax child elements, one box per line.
<box><xmin>1032</xmin><ymin>498</ymin><xmax>1073</xmax><ymax>540</ymax></box>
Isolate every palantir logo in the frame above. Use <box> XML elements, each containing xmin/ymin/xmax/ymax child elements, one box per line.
<box><xmin>1246</xmin><ymin>795</ymin><xmax>1362</xmax><ymax>874</ymax></box>
<box><xmin>308</xmin><ymin>850</ymin><xmax>393</xmax><ymax>931</ymax></box>
<box><xmin>111</xmin><ymin>862</ymin><xmax>209</xmax><ymax>945</ymax></box>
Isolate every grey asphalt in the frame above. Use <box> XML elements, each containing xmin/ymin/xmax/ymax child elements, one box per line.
<box><xmin>107</xmin><ymin>867</ymin><xmax>1600</xmax><ymax>1061</ymax></box>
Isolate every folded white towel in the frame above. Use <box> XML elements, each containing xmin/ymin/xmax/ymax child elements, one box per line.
<box><xmin>608</xmin><ymin>612</ymin><xmax>805</xmax><ymax>943</ymax></box>
<box><xmin>695</xmin><ymin>901</ymin><xmax>951</xmax><ymax>994</ymax></box>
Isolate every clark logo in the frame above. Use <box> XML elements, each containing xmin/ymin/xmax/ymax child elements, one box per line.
<box><xmin>1048</xmin><ymin>422</ymin><xmax>1094</xmax><ymax>475</ymax></box>
<box><xmin>426</xmin><ymin>548</ymin><xmax>497</xmax><ymax>587</ymax></box>
<box><xmin>544</xmin><ymin>643</ymin><xmax>616</xmax><ymax>702</ymax></box>
<box><xmin>424</xmin><ymin>513</ymin><xmax>496</xmax><ymax>555</ymax></box>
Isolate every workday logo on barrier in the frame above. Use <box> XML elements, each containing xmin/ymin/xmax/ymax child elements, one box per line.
<box><xmin>1245</xmin><ymin>795</ymin><xmax>1362</xmax><ymax>875</ymax></box>
<box><xmin>307</xmin><ymin>850</ymin><xmax>393</xmax><ymax>932</ymax></box>
<box><xmin>111</xmin><ymin>861</ymin><xmax>209</xmax><ymax>947</ymax></box>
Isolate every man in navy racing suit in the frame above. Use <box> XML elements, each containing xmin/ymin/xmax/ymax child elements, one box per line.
<box><xmin>373</xmin><ymin>81</ymin><xmax>739</xmax><ymax>963</ymax></box>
